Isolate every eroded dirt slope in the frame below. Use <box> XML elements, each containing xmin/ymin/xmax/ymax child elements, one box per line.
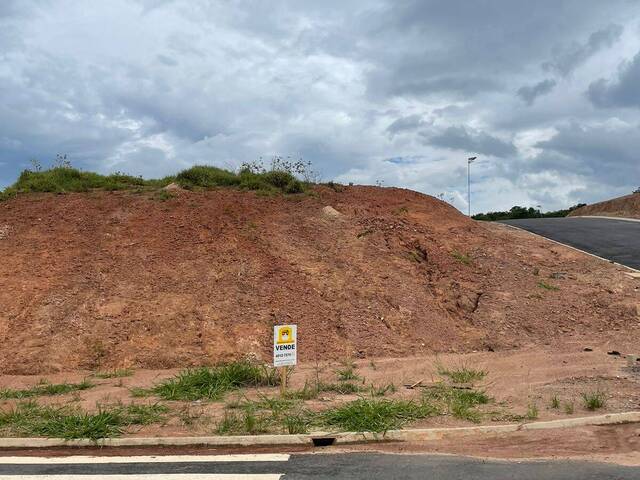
<box><xmin>0</xmin><ymin>186</ymin><xmax>638</xmax><ymax>373</ymax></box>
<box><xmin>569</xmin><ymin>192</ymin><xmax>640</xmax><ymax>219</ymax></box>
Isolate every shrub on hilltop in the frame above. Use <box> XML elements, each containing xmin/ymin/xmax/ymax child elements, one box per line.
<box><xmin>0</xmin><ymin>155</ymin><xmax>313</xmax><ymax>200</ymax></box>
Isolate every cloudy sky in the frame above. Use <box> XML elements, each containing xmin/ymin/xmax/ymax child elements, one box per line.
<box><xmin>1</xmin><ymin>0</ymin><xmax>640</xmax><ymax>213</ymax></box>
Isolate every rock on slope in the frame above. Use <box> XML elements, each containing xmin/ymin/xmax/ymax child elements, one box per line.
<box><xmin>0</xmin><ymin>186</ymin><xmax>638</xmax><ymax>373</ymax></box>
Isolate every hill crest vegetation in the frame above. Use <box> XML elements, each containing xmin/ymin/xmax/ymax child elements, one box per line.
<box><xmin>0</xmin><ymin>156</ymin><xmax>313</xmax><ymax>201</ymax></box>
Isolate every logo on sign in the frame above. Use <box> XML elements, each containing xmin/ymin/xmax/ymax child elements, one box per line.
<box><xmin>276</xmin><ymin>326</ymin><xmax>293</xmax><ymax>344</ymax></box>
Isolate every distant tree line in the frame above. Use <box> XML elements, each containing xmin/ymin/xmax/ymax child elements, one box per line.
<box><xmin>472</xmin><ymin>204</ymin><xmax>586</xmax><ymax>221</ymax></box>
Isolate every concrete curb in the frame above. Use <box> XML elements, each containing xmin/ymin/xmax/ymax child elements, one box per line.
<box><xmin>0</xmin><ymin>411</ymin><xmax>638</xmax><ymax>449</ymax></box>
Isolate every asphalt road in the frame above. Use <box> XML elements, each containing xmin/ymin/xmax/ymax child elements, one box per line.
<box><xmin>501</xmin><ymin>217</ymin><xmax>640</xmax><ymax>270</ymax></box>
<box><xmin>1</xmin><ymin>453</ymin><xmax>639</xmax><ymax>479</ymax></box>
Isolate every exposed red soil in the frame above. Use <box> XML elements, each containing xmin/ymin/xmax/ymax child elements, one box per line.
<box><xmin>0</xmin><ymin>186</ymin><xmax>639</xmax><ymax>374</ymax></box>
<box><xmin>569</xmin><ymin>192</ymin><xmax>640</xmax><ymax>219</ymax></box>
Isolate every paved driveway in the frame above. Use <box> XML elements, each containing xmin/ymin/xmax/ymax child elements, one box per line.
<box><xmin>501</xmin><ymin>217</ymin><xmax>640</xmax><ymax>270</ymax></box>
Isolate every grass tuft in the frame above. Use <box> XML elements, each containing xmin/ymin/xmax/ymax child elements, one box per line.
<box><xmin>564</xmin><ymin>401</ymin><xmax>575</xmax><ymax>414</ymax></box>
<box><xmin>335</xmin><ymin>360</ymin><xmax>362</xmax><ymax>382</ymax></box>
<box><xmin>215</xmin><ymin>411</ymin><xmax>244</xmax><ymax>435</ymax></box>
<box><xmin>282</xmin><ymin>412</ymin><xmax>311</xmax><ymax>434</ymax></box>
<box><xmin>526</xmin><ymin>402</ymin><xmax>539</xmax><ymax>420</ymax></box>
<box><xmin>422</xmin><ymin>384</ymin><xmax>490</xmax><ymax>423</ymax></box>
<box><xmin>175</xmin><ymin>165</ymin><xmax>304</xmax><ymax>194</ymax></box>
<box><xmin>321</xmin><ymin>398</ymin><xmax>437</xmax><ymax>433</ymax></box>
<box><xmin>368</xmin><ymin>383</ymin><xmax>397</xmax><ymax>397</ymax></box>
<box><xmin>151</xmin><ymin>361</ymin><xmax>279</xmax><ymax>401</ymax></box>
<box><xmin>284</xmin><ymin>382</ymin><xmax>320</xmax><ymax>400</ymax></box>
<box><xmin>0</xmin><ymin>402</ymin><xmax>167</xmax><ymax>440</ymax></box>
<box><xmin>0</xmin><ymin>380</ymin><xmax>94</xmax><ymax>400</ymax></box>
<box><xmin>550</xmin><ymin>394</ymin><xmax>560</xmax><ymax>409</ymax></box>
<box><xmin>581</xmin><ymin>390</ymin><xmax>607</xmax><ymax>410</ymax></box>
<box><xmin>451</xmin><ymin>251</ymin><xmax>472</xmax><ymax>265</ymax></box>
<box><xmin>9</xmin><ymin>167</ymin><xmax>167</xmax><ymax>194</ymax></box>
<box><xmin>436</xmin><ymin>363</ymin><xmax>487</xmax><ymax>384</ymax></box>
<box><xmin>94</xmin><ymin>369</ymin><xmax>135</xmax><ymax>379</ymax></box>
<box><xmin>318</xmin><ymin>382</ymin><xmax>364</xmax><ymax>395</ymax></box>
<box><xmin>537</xmin><ymin>280</ymin><xmax>559</xmax><ymax>291</ymax></box>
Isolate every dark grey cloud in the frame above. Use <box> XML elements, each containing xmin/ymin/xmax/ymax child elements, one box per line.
<box><xmin>384</xmin><ymin>76</ymin><xmax>501</xmax><ymax>99</ymax></box>
<box><xmin>386</xmin><ymin>115</ymin><xmax>427</xmax><ymax>136</ymax></box>
<box><xmin>588</xmin><ymin>51</ymin><xmax>640</xmax><ymax>108</ymax></box>
<box><xmin>530</xmin><ymin>122</ymin><xmax>640</xmax><ymax>188</ymax></box>
<box><xmin>365</xmin><ymin>1</ymin><xmax>622</xmax><ymax>100</ymax></box>
<box><xmin>425</xmin><ymin>126</ymin><xmax>516</xmax><ymax>158</ymax></box>
<box><xmin>517</xmin><ymin>79</ymin><xmax>557</xmax><ymax>105</ymax></box>
<box><xmin>156</xmin><ymin>54</ymin><xmax>178</xmax><ymax>66</ymax></box>
<box><xmin>543</xmin><ymin>23</ymin><xmax>623</xmax><ymax>76</ymax></box>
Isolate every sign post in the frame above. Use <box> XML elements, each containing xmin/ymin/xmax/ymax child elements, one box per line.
<box><xmin>273</xmin><ymin>324</ymin><xmax>297</xmax><ymax>397</ymax></box>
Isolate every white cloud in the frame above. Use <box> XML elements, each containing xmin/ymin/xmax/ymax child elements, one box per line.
<box><xmin>1</xmin><ymin>0</ymin><xmax>639</xmax><ymax>214</ymax></box>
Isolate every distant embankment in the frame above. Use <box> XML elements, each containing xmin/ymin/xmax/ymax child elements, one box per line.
<box><xmin>568</xmin><ymin>192</ymin><xmax>640</xmax><ymax>219</ymax></box>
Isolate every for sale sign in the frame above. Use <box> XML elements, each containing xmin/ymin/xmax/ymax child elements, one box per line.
<box><xmin>273</xmin><ymin>324</ymin><xmax>297</xmax><ymax>367</ymax></box>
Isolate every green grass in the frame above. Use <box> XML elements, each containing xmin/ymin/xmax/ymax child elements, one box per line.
<box><xmin>284</xmin><ymin>380</ymin><xmax>365</xmax><ymax>399</ymax></box>
<box><xmin>282</xmin><ymin>412</ymin><xmax>311</xmax><ymax>434</ymax></box>
<box><xmin>284</xmin><ymin>382</ymin><xmax>321</xmax><ymax>400</ymax></box>
<box><xmin>550</xmin><ymin>394</ymin><xmax>560</xmax><ymax>409</ymax></box>
<box><xmin>215</xmin><ymin>411</ymin><xmax>245</xmax><ymax>435</ymax></box>
<box><xmin>176</xmin><ymin>165</ymin><xmax>240</xmax><ymax>187</ymax></box>
<box><xmin>564</xmin><ymin>401</ymin><xmax>575</xmax><ymax>414</ymax></box>
<box><xmin>222</xmin><ymin>393</ymin><xmax>313</xmax><ymax>435</ymax></box>
<box><xmin>214</xmin><ymin>408</ymin><xmax>272</xmax><ymax>436</ymax></box>
<box><xmin>151</xmin><ymin>361</ymin><xmax>279</xmax><ymax>401</ymax></box>
<box><xmin>537</xmin><ymin>280</ymin><xmax>560</xmax><ymax>291</ymax></box>
<box><xmin>120</xmin><ymin>403</ymin><xmax>169</xmax><ymax>425</ymax></box>
<box><xmin>94</xmin><ymin>369</ymin><xmax>135</xmax><ymax>379</ymax></box>
<box><xmin>317</xmin><ymin>382</ymin><xmax>364</xmax><ymax>395</ymax></box>
<box><xmin>226</xmin><ymin>394</ymin><xmax>297</xmax><ymax>416</ymax></box>
<box><xmin>0</xmin><ymin>380</ymin><xmax>94</xmax><ymax>400</ymax></box>
<box><xmin>9</xmin><ymin>167</ymin><xmax>170</xmax><ymax>194</ymax></box>
<box><xmin>335</xmin><ymin>361</ymin><xmax>362</xmax><ymax>382</ymax></box>
<box><xmin>1</xmin><ymin>164</ymin><xmax>307</xmax><ymax>201</ymax></box>
<box><xmin>321</xmin><ymin>398</ymin><xmax>437</xmax><ymax>433</ymax></box>
<box><xmin>581</xmin><ymin>390</ymin><xmax>607</xmax><ymax>410</ymax></box>
<box><xmin>0</xmin><ymin>402</ymin><xmax>168</xmax><ymax>440</ymax></box>
<box><xmin>451</xmin><ymin>251</ymin><xmax>472</xmax><ymax>265</ymax></box>
<box><xmin>129</xmin><ymin>387</ymin><xmax>152</xmax><ymax>398</ymax></box>
<box><xmin>176</xmin><ymin>166</ymin><xmax>304</xmax><ymax>194</ymax></box>
<box><xmin>219</xmin><ymin>396</ymin><xmax>439</xmax><ymax>435</ymax></box>
<box><xmin>368</xmin><ymin>383</ymin><xmax>397</xmax><ymax>397</ymax></box>
<box><xmin>154</xmin><ymin>190</ymin><xmax>175</xmax><ymax>202</ymax></box>
<box><xmin>436</xmin><ymin>363</ymin><xmax>487</xmax><ymax>384</ymax></box>
<box><xmin>422</xmin><ymin>384</ymin><xmax>491</xmax><ymax>423</ymax></box>
<box><xmin>526</xmin><ymin>402</ymin><xmax>539</xmax><ymax>420</ymax></box>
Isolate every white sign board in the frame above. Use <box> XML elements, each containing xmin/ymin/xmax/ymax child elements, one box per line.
<box><xmin>273</xmin><ymin>324</ymin><xmax>297</xmax><ymax>367</ymax></box>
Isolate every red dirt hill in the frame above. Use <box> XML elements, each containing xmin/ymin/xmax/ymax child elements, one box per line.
<box><xmin>569</xmin><ymin>192</ymin><xmax>640</xmax><ymax>219</ymax></box>
<box><xmin>1</xmin><ymin>186</ymin><xmax>638</xmax><ymax>374</ymax></box>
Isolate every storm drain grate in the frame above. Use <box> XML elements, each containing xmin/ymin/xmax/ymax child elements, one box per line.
<box><xmin>312</xmin><ymin>437</ymin><xmax>336</xmax><ymax>447</ymax></box>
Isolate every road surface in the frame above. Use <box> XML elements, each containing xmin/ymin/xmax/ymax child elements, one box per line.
<box><xmin>0</xmin><ymin>452</ymin><xmax>639</xmax><ymax>479</ymax></box>
<box><xmin>501</xmin><ymin>217</ymin><xmax>640</xmax><ymax>270</ymax></box>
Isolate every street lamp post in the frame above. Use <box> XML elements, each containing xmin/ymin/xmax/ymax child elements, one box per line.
<box><xmin>467</xmin><ymin>156</ymin><xmax>476</xmax><ymax>216</ymax></box>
